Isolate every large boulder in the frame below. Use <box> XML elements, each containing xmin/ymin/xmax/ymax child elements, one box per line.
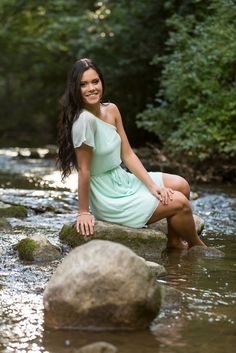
<box><xmin>59</xmin><ymin>220</ymin><xmax>167</xmax><ymax>259</ymax></box>
<box><xmin>43</xmin><ymin>240</ymin><xmax>162</xmax><ymax>330</ymax></box>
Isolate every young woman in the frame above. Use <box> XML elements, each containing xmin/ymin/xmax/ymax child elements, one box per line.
<box><xmin>58</xmin><ymin>58</ymin><xmax>206</xmax><ymax>249</ymax></box>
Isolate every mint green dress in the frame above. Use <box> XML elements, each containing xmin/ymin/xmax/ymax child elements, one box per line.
<box><xmin>72</xmin><ymin>109</ymin><xmax>164</xmax><ymax>228</ymax></box>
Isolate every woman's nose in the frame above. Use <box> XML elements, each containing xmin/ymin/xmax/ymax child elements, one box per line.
<box><xmin>88</xmin><ymin>83</ymin><xmax>95</xmax><ymax>91</ymax></box>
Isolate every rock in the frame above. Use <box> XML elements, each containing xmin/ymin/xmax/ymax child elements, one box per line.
<box><xmin>187</xmin><ymin>245</ymin><xmax>225</xmax><ymax>258</ymax></box>
<box><xmin>59</xmin><ymin>220</ymin><xmax>167</xmax><ymax>258</ymax></box>
<box><xmin>138</xmin><ymin>256</ymin><xmax>166</xmax><ymax>277</ymax></box>
<box><xmin>76</xmin><ymin>341</ymin><xmax>118</xmax><ymax>353</ymax></box>
<box><xmin>16</xmin><ymin>235</ymin><xmax>61</xmax><ymax>262</ymax></box>
<box><xmin>149</xmin><ymin>214</ymin><xmax>204</xmax><ymax>235</ymax></box>
<box><xmin>190</xmin><ymin>192</ymin><xmax>199</xmax><ymax>200</ymax></box>
<box><xmin>43</xmin><ymin>240</ymin><xmax>162</xmax><ymax>330</ymax></box>
<box><xmin>146</xmin><ymin>261</ymin><xmax>166</xmax><ymax>277</ymax></box>
<box><xmin>0</xmin><ymin>217</ymin><xmax>12</xmax><ymax>231</ymax></box>
<box><xmin>193</xmin><ymin>214</ymin><xmax>205</xmax><ymax>235</ymax></box>
<box><xmin>160</xmin><ymin>285</ymin><xmax>182</xmax><ymax>310</ymax></box>
<box><xmin>150</xmin><ymin>285</ymin><xmax>183</xmax><ymax>333</ymax></box>
<box><xmin>149</xmin><ymin>218</ymin><xmax>168</xmax><ymax>234</ymax></box>
<box><xmin>0</xmin><ymin>205</ymin><xmax>28</xmax><ymax>218</ymax></box>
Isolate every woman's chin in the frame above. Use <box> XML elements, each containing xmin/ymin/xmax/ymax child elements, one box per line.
<box><xmin>84</xmin><ymin>98</ymin><xmax>101</xmax><ymax>106</ymax></box>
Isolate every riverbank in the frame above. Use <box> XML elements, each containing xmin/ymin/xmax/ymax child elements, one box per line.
<box><xmin>135</xmin><ymin>144</ymin><xmax>236</xmax><ymax>185</ymax></box>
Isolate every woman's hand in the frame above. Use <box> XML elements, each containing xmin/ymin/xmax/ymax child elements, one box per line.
<box><xmin>149</xmin><ymin>185</ymin><xmax>174</xmax><ymax>205</ymax></box>
<box><xmin>76</xmin><ymin>213</ymin><xmax>95</xmax><ymax>236</ymax></box>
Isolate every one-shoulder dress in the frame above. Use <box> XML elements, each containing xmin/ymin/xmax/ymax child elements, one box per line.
<box><xmin>72</xmin><ymin>109</ymin><xmax>164</xmax><ymax>228</ymax></box>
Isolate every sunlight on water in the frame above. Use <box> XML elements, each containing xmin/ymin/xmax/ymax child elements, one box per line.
<box><xmin>42</xmin><ymin>171</ymin><xmax>78</xmax><ymax>191</ymax></box>
<box><xmin>1</xmin><ymin>292</ymin><xmax>44</xmax><ymax>353</ymax></box>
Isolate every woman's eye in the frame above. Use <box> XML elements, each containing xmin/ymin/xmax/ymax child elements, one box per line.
<box><xmin>93</xmin><ymin>79</ymin><xmax>99</xmax><ymax>84</ymax></box>
<box><xmin>80</xmin><ymin>82</ymin><xmax>86</xmax><ymax>87</ymax></box>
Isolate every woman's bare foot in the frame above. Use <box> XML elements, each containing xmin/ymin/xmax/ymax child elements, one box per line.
<box><xmin>167</xmin><ymin>238</ymin><xmax>189</xmax><ymax>250</ymax></box>
<box><xmin>188</xmin><ymin>238</ymin><xmax>207</xmax><ymax>248</ymax></box>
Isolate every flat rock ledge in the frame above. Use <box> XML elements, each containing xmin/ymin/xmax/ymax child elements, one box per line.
<box><xmin>59</xmin><ymin>220</ymin><xmax>167</xmax><ymax>258</ymax></box>
<box><xmin>43</xmin><ymin>240</ymin><xmax>162</xmax><ymax>330</ymax></box>
<box><xmin>16</xmin><ymin>235</ymin><xmax>62</xmax><ymax>262</ymax></box>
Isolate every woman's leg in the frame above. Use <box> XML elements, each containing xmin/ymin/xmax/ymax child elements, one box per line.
<box><xmin>163</xmin><ymin>173</ymin><xmax>190</xmax><ymax>199</ymax></box>
<box><xmin>148</xmin><ymin>174</ymin><xmax>206</xmax><ymax>249</ymax></box>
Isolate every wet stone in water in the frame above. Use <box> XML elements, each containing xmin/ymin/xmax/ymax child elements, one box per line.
<box><xmin>0</xmin><ymin>217</ymin><xmax>12</xmax><ymax>231</ymax></box>
<box><xmin>187</xmin><ymin>245</ymin><xmax>225</xmax><ymax>258</ymax></box>
<box><xmin>16</xmin><ymin>235</ymin><xmax>62</xmax><ymax>262</ymax></box>
<box><xmin>43</xmin><ymin>240</ymin><xmax>162</xmax><ymax>330</ymax></box>
<box><xmin>76</xmin><ymin>341</ymin><xmax>118</xmax><ymax>353</ymax></box>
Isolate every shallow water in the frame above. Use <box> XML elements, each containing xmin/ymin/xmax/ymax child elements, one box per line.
<box><xmin>0</xmin><ymin>148</ymin><xmax>235</xmax><ymax>353</ymax></box>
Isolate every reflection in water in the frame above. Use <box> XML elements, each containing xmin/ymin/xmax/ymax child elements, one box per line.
<box><xmin>0</xmin><ymin>148</ymin><xmax>236</xmax><ymax>353</ymax></box>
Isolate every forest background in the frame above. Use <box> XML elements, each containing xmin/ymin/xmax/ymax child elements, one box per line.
<box><xmin>0</xmin><ymin>0</ymin><xmax>235</xmax><ymax>181</ymax></box>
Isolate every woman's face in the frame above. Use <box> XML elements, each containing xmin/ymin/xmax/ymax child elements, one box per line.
<box><xmin>80</xmin><ymin>68</ymin><xmax>103</xmax><ymax>107</ymax></box>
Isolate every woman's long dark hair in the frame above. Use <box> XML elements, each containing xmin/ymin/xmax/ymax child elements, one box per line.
<box><xmin>57</xmin><ymin>58</ymin><xmax>105</xmax><ymax>180</ymax></box>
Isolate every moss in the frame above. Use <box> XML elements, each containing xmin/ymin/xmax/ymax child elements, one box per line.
<box><xmin>0</xmin><ymin>205</ymin><xmax>28</xmax><ymax>218</ymax></box>
<box><xmin>59</xmin><ymin>224</ymin><xmax>85</xmax><ymax>247</ymax></box>
<box><xmin>16</xmin><ymin>238</ymin><xmax>39</xmax><ymax>261</ymax></box>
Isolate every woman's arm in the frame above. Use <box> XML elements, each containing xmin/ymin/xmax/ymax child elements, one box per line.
<box><xmin>75</xmin><ymin>144</ymin><xmax>95</xmax><ymax>235</ymax></box>
<box><xmin>111</xmin><ymin>104</ymin><xmax>174</xmax><ymax>205</ymax></box>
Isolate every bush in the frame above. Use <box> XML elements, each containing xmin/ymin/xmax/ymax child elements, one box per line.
<box><xmin>137</xmin><ymin>0</ymin><xmax>236</xmax><ymax>161</ymax></box>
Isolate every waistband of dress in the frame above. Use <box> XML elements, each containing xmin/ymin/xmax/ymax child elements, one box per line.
<box><xmin>91</xmin><ymin>164</ymin><xmax>122</xmax><ymax>177</ymax></box>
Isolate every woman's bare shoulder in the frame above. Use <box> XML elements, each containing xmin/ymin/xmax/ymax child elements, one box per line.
<box><xmin>104</xmin><ymin>102</ymin><xmax>121</xmax><ymax>119</ymax></box>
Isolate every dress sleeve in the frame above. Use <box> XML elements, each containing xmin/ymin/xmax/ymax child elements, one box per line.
<box><xmin>71</xmin><ymin>113</ymin><xmax>96</xmax><ymax>149</ymax></box>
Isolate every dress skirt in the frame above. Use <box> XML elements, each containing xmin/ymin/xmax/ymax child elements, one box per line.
<box><xmin>90</xmin><ymin>165</ymin><xmax>164</xmax><ymax>228</ymax></box>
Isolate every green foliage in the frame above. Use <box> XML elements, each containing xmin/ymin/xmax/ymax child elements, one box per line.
<box><xmin>0</xmin><ymin>0</ymin><xmax>87</xmax><ymax>145</ymax></box>
<box><xmin>0</xmin><ymin>0</ymin><xmax>169</xmax><ymax>145</ymax></box>
<box><xmin>137</xmin><ymin>0</ymin><xmax>236</xmax><ymax>160</ymax></box>
<box><xmin>1</xmin><ymin>0</ymin><xmax>234</xmax><ymax>163</ymax></box>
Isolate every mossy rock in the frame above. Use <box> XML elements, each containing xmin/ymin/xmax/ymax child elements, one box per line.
<box><xmin>16</xmin><ymin>238</ymin><xmax>39</xmax><ymax>261</ymax></box>
<box><xmin>0</xmin><ymin>217</ymin><xmax>12</xmax><ymax>231</ymax></box>
<box><xmin>0</xmin><ymin>205</ymin><xmax>28</xmax><ymax>218</ymax></box>
<box><xmin>59</xmin><ymin>220</ymin><xmax>167</xmax><ymax>258</ymax></box>
<box><xmin>16</xmin><ymin>235</ymin><xmax>61</xmax><ymax>262</ymax></box>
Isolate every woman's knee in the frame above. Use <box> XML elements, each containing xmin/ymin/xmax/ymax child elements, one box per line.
<box><xmin>163</xmin><ymin>173</ymin><xmax>190</xmax><ymax>198</ymax></box>
<box><xmin>177</xmin><ymin>176</ymin><xmax>190</xmax><ymax>198</ymax></box>
<box><xmin>147</xmin><ymin>191</ymin><xmax>191</xmax><ymax>223</ymax></box>
<box><xmin>172</xmin><ymin>191</ymin><xmax>191</xmax><ymax>212</ymax></box>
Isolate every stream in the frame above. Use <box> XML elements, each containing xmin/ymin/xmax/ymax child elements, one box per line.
<box><xmin>0</xmin><ymin>147</ymin><xmax>235</xmax><ymax>353</ymax></box>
